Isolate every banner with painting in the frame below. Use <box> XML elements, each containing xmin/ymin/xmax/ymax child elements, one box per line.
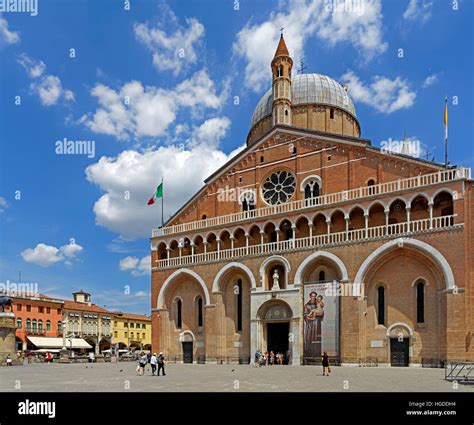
<box><xmin>303</xmin><ymin>283</ymin><xmax>339</xmax><ymax>358</ymax></box>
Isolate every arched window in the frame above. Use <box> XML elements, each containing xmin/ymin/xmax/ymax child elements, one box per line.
<box><xmin>26</xmin><ymin>319</ymin><xmax>31</xmax><ymax>332</ymax></box>
<box><xmin>277</xmin><ymin>65</ymin><xmax>283</xmax><ymax>77</ymax></box>
<box><xmin>32</xmin><ymin>319</ymin><xmax>37</xmax><ymax>332</ymax></box>
<box><xmin>416</xmin><ymin>281</ymin><xmax>425</xmax><ymax>323</ymax></box>
<box><xmin>236</xmin><ymin>279</ymin><xmax>243</xmax><ymax>331</ymax></box>
<box><xmin>330</xmin><ymin>108</ymin><xmax>335</xmax><ymax>119</ymax></box>
<box><xmin>319</xmin><ymin>271</ymin><xmax>326</xmax><ymax>282</ymax></box>
<box><xmin>16</xmin><ymin>318</ymin><xmax>22</xmax><ymax>329</ymax></box>
<box><xmin>176</xmin><ymin>299</ymin><xmax>182</xmax><ymax>329</ymax></box>
<box><xmin>38</xmin><ymin>320</ymin><xmax>43</xmax><ymax>332</ymax></box>
<box><xmin>46</xmin><ymin>320</ymin><xmax>51</xmax><ymax>331</ymax></box>
<box><xmin>197</xmin><ymin>297</ymin><xmax>203</xmax><ymax>327</ymax></box>
<box><xmin>303</xmin><ymin>177</ymin><xmax>321</xmax><ymax>201</ymax></box>
<box><xmin>57</xmin><ymin>321</ymin><xmax>62</xmax><ymax>333</ymax></box>
<box><xmin>377</xmin><ymin>287</ymin><xmax>385</xmax><ymax>325</ymax></box>
<box><xmin>367</xmin><ymin>179</ymin><xmax>375</xmax><ymax>186</ymax></box>
<box><xmin>241</xmin><ymin>191</ymin><xmax>255</xmax><ymax>213</ymax></box>
<box><xmin>202</xmin><ymin>214</ymin><xmax>207</xmax><ymax>220</ymax></box>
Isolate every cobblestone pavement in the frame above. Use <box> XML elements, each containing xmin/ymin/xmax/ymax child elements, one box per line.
<box><xmin>1</xmin><ymin>362</ymin><xmax>473</xmax><ymax>392</ymax></box>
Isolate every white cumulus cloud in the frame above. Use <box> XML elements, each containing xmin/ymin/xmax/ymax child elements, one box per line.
<box><xmin>21</xmin><ymin>242</ymin><xmax>83</xmax><ymax>267</ymax></box>
<box><xmin>403</xmin><ymin>0</ymin><xmax>433</xmax><ymax>23</ymax></box>
<box><xmin>85</xmin><ymin>142</ymin><xmax>244</xmax><ymax>239</ymax></box>
<box><xmin>81</xmin><ymin>70</ymin><xmax>226</xmax><ymax>141</ymax></box>
<box><xmin>119</xmin><ymin>255</ymin><xmax>151</xmax><ymax>276</ymax></box>
<box><xmin>134</xmin><ymin>12</ymin><xmax>204</xmax><ymax>75</ymax></box>
<box><xmin>187</xmin><ymin>117</ymin><xmax>231</xmax><ymax>148</ymax></box>
<box><xmin>0</xmin><ymin>17</ymin><xmax>20</xmax><ymax>44</ymax></box>
<box><xmin>17</xmin><ymin>54</ymin><xmax>75</xmax><ymax>106</ymax></box>
<box><xmin>234</xmin><ymin>0</ymin><xmax>387</xmax><ymax>92</ymax></box>
<box><xmin>422</xmin><ymin>73</ymin><xmax>438</xmax><ymax>88</ymax></box>
<box><xmin>341</xmin><ymin>70</ymin><xmax>416</xmax><ymax>113</ymax></box>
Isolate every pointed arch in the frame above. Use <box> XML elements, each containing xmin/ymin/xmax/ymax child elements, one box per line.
<box><xmin>157</xmin><ymin>269</ymin><xmax>211</xmax><ymax>309</ymax></box>
<box><xmin>294</xmin><ymin>251</ymin><xmax>349</xmax><ymax>286</ymax></box>
<box><xmin>354</xmin><ymin>238</ymin><xmax>455</xmax><ymax>290</ymax></box>
<box><xmin>212</xmin><ymin>262</ymin><xmax>257</xmax><ymax>293</ymax></box>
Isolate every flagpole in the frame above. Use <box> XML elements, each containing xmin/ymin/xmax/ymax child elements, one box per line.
<box><xmin>444</xmin><ymin>95</ymin><xmax>448</xmax><ymax>170</ymax></box>
<box><xmin>161</xmin><ymin>177</ymin><xmax>164</xmax><ymax>227</ymax></box>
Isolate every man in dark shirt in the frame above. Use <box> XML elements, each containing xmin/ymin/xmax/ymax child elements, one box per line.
<box><xmin>157</xmin><ymin>352</ymin><xmax>166</xmax><ymax>376</ymax></box>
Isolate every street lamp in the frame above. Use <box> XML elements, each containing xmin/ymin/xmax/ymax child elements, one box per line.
<box><xmin>68</xmin><ymin>332</ymin><xmax>75</xmax><ymax>357</ymax></box>
<box><xmin>59</xmin><ymin>320</ymin><xmax>69</xmax><ymax>363</ymax></box>
<box><xmin>61</xmin><ymin>320</ymin><xmax>67</xmax><ymax>350</ymax></box>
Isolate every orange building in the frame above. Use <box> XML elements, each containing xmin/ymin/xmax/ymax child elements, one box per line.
<box><xmin>9</xmin><ymin>293</ymin><xmax>64</xmax><ymax>351</ymax></box>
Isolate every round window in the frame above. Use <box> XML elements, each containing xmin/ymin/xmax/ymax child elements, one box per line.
<box><xmin>262</xmin><ymin>170</ymin><xmax>296</xmax><ymax>205</ymax></box>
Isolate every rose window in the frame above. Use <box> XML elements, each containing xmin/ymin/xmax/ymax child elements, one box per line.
<box><xmin>262</xmin><ymin>170</ymin><xmax>296</xmax><ymax>205</ymax></box>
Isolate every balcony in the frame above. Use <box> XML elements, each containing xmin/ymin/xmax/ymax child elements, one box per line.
<box><xmin>153</xmin><ymin>215</ymin><xmax>461</xmax><ymax>270</ymax></box>
<box><xmin>26</xmin><ymin>330</ymin><xmax>46</xmax><ymax>336</ymax></box>
<box><xmin>152</xmin><ymin>168</ymin><xmax>470</xmax><ymax>238</ymax></box>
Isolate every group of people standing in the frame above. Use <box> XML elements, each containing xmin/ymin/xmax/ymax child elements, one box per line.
<box><xmin>254</xmin><ymin>350</ymin><xmax>285</xmax><ymax>366</ymax></box>
<box><xmin>137</xmin><ymin>352</ymin><xmax>165</xmax><ymax>376</ymax></box>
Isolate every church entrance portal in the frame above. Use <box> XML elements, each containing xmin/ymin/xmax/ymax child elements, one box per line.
<box><xmin>266</xmin><ymin>322</ymin><xmax>289</xmax><ymax>363</ymax></box>
<box><xmin>390</xmin><ymin>338</ymin><xmax>409</xmax><ymax>367</ymax></box>
<box><xmin>182</xmin><ymin>341</ymin><xmax>193</xmax><ymax>363</ymax></box>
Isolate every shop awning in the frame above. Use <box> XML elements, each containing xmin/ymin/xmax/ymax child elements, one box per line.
<box><xmin>27</xmin><ymin>337</ymin><xmax>92</xmax><ymax>349</ymax></box>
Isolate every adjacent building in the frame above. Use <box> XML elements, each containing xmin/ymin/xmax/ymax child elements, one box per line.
<box><xmin>150</xmin><ymin>35</ymin><xmax>474</xmax><ymax>366</ymax></box>
<box><xmin>62</xmin><ymin>291</ymin><xmax>113</xmax><ymax>354</ymax></box>
<box><xmin>112</xmin><ymin>312</ymin><xmax>152</xmax><ymax>351</ymax></box>
<box><xmin>5</xmin><ymin>290</ymin><xmax>147</xmax><ymax>355</ymax></box>
<box><xmin>10</xmin><ymin>293</ymin><xmax>64</xmax><ymax>351</ymax></box>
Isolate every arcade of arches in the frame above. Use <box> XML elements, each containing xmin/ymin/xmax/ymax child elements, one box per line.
<box><xmin>152</xmin><ymin>234</ymin><xmax>469</xmax><ymax>366</ymax></box>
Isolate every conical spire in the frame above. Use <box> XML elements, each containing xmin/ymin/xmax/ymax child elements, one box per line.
<box><xmin>274</xmin><ymin>34</ymin><xmax>289</xmax><ymax>57</ymax></box>
<box><xmin>401</xmin><ymin>131</ymin><xmax>410</xmax><ymax>155</ymax></box>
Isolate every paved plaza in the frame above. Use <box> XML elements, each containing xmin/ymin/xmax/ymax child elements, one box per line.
<box><xmin>1</xmin><ymin>362</ymin><xmax>473</xmax><ymax>392</ymax></box>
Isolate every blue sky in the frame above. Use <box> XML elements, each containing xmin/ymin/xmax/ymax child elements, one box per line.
<box><xmin>0</xmin><ymin>0</ymin><xmax>472</xmax><ymax>314</ymax></box>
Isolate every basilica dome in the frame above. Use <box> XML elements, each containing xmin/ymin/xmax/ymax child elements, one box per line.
<box><xmin>250</xmin><ymin>73</ymin><xmax>357</xmax><ymax>128</ymax></box>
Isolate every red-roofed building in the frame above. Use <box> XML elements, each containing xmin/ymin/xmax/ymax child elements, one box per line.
<box><xmin>4</xmin><ymin>293</ymin><xmax>64</xmax><ymax>351</ymax></box>
<box><xmin>62</xmin><ymin>291</ymin><xmax>113</xmax><ymax>354</ymax></box>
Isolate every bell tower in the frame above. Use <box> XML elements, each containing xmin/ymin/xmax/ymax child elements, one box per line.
<box><xmin>271</xmin><ymin>33</ymin><xmax>293</xmax><ymax>126</ymax></box>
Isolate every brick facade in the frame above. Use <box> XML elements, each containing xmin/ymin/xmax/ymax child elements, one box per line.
<box><xmin>150</xmin><ymin>36</ymin><xmax>473</xmax><ymax>366</ymax></box>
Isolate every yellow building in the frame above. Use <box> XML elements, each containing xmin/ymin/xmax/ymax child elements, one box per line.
<box><xmin>112</xmin><ymin>312</ymin><xmax>152</xmax><ymax>351</ymax></box>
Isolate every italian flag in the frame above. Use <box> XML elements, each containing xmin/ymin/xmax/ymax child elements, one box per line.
<box><xmin>147</xmin><ymin>182</ymin><xmax>163</xmax><ymax>205</ymax></box>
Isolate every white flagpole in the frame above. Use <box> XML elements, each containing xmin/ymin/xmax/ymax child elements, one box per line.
<box><xmin>161</xmin><ymin>177</ymin><xmax>164</xmax><ymax>228</ymax></box>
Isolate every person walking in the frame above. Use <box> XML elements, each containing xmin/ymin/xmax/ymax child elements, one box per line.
<box><xmin>322</xmin><ymin>351</ymin><xmax>330</xmax><ymax>376</ymax></box>
<box><xmin>270</xmin><ymin>351</ymin><xmax>275</xmax><ymax>366</ymax></box>
<box><xmin>150</xmin><ymin>353</ymin><xmax>157</xmax><ymax>376</ymax></box>
<box><xmin>6</xmin><ymin>355</ymin><xmax>12</xmax><ymax>366</ymax></box>
<box><xmin>157</xmin><ymin>352</ymin><xmax>166</xmax><ymax>376</ymax></box>
<box><xmin>138</xmin><ymin>352</ymin><xmax>147</xmax><ymax>376</ymax></box>
<box><xmin>254</xmin><ymin>350</ymin><xmax>260</xmax><ymax>367</ymax></box>
<box><xmin>88</xmin><ymin>352</ymin><xmax>95</xmax><ymax>363</ymax></box>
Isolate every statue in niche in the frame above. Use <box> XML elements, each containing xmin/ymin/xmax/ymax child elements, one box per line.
<box><xmin>272</xmin><ymin>269</ymin><xmax>280</xmax><ymax>290</ymax></box>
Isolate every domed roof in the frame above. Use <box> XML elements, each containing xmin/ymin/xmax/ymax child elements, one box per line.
<box><xmin>250</xmin><ymin>73</ymin><xmax>357</xmax><ymax>128</ymax></box>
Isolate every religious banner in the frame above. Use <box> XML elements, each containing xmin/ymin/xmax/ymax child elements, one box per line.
<box><xmin>303</xmin><ymin>282</ymin><xmax>339</xmax><ymax>359</ymax></box>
